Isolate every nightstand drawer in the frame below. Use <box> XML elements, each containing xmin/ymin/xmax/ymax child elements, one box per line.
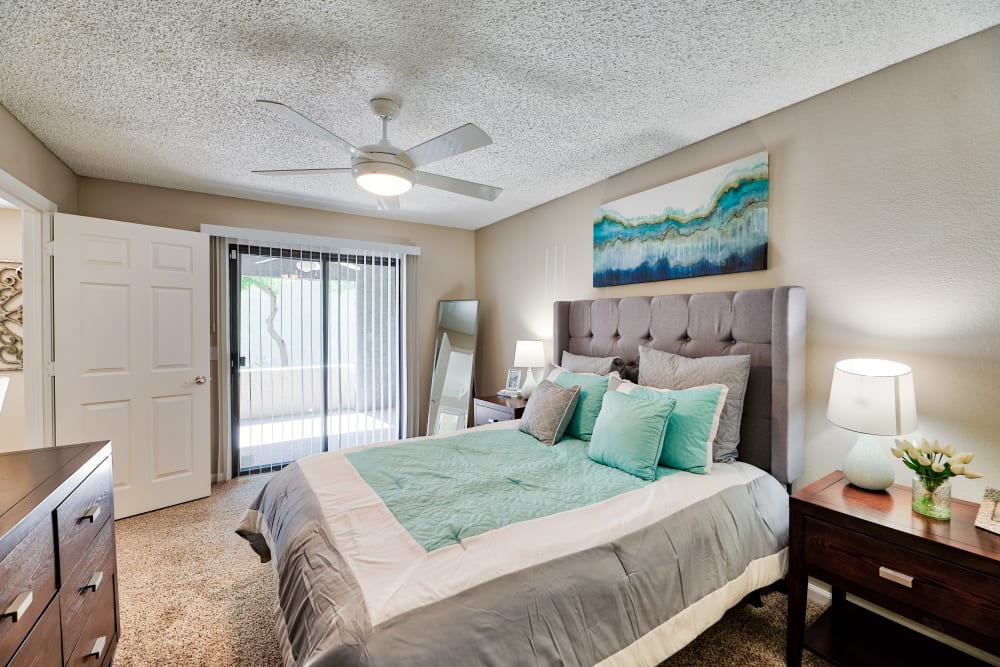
<box><xmin>803</xmin><ymin>516</ymin><xmax>1000</xmax><ymax>640</ymax></box>
<box><xmin>474</xmin><ymin>403</ymin><xmax>514</xmax><ymax>426</ymax></box>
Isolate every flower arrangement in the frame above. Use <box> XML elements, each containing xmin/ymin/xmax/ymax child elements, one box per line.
<box><xmin>893</xmin><ymin>438</ymin><xmax>981</xmax><ymax>519</ymax></box>
<box><xmin>891</xmin><ymin>438</ymin><xmax>982</xmax><ymax>483</ymax></box>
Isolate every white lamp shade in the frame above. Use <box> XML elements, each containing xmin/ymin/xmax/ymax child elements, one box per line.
<box><xmin>827</xmin><ymin>358</ymin><xmax>917</xmax><ymax>435</ymax></box>
<box><xmin>513</xmin><ymin>340</ymin><xmax>546</xmax><ymax>368</ymax></box>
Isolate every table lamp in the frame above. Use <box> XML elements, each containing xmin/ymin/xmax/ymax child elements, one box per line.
<box><xmin>513</xmin><ymin>340</ymin><xmax>546</xmax><ymax>398</ymax></box>
<box><xmin>827</xmin><ymin>358</ymin><xmax>917</xmax><ymax>490</ymax></box>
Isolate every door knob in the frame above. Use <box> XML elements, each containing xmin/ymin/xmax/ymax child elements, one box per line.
<box><xmin>194</xmin><ymin>375</ymin><xmax>207</xmax><ymax>385</ymax></box>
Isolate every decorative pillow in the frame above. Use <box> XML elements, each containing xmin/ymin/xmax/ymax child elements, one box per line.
<box><xmin>588</xmin><ymin>390</ymin><xmax>675</xmax><ymax>481</ymax></box>
<box><xmin>638</xmin><ymin>346</ymin><xmax>750</xmax><ymax>463</ymax></box>
<box><xmin>612</xmin><ymin>375</ymin><xmax>728</xmax><ymax>474</ymax></box>
<box><xmin>518</xmin><ymin>380</ymin><xmax>581</xmax><ymax>445</ymax></box>
<box><xmin>560</xmin><ymin>351</ymin><xmax>625</xmax><ymax>376</ymax></box>
<box><xmin>546</xmin><ymin>366</ymin><xmax>610</xmax><ymax>441</ymax></box>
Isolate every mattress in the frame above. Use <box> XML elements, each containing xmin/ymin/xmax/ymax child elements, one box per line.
<box><xmin>237</xmin><ymin>421</ymin><xmax>789</xmax><ymax>666</ymax></box>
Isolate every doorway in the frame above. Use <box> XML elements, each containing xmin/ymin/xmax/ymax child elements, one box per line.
<box><xmin>0</xmin><ymin>196</ymin><xmax>24</xmax><ymax>451</ymax></box>
<box><xmin>229</xmin><ymin>243</ymin><xmax>403</xmax><ymax>475</ymax></box>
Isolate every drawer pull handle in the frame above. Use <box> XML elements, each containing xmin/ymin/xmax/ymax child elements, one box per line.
<box><xmin>81</xmin><ymin>505</ymin><xmax>101</xmax><ymax>523</ymax></box>
<box><xmin>2</xmin><ymin>590</ymin><xmax>33</xmax><ymax>622</ymax></box>
<box><xmin>487</xmin><ymin>418</ymin><xmax>499</xmax><ymax>423</ymax></box>
<box><xmin>85</xmin><ymin>636</ymin><xmax>106</xmax><ymax>660</ymax></box>
<box><xmin>83</xmin><ymin>570</ymin><xmax>104</xmax><ymax>593</ymax></box>
<box><xmin>879</xmin><ymin>566</ymin><xmax>914</xmax><ymax>588</ymax></box>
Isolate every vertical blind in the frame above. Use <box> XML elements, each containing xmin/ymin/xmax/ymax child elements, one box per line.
<box><xmin>223</xmin><ymin>233</ymin><xmax>413</xmax><ymax>476</ymax></box>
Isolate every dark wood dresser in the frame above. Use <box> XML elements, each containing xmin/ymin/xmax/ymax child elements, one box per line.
<box><xmin>0</xmin><ymin>442</ymin><xmax>118</xmax><ymax>667</ymax></box>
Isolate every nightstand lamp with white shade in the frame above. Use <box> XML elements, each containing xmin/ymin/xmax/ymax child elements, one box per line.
<box><xmin>513</xmin><ymin>340</ymin><xmax>546</xmax><ymax>398</ymax></box>
<box><xmin>827</xmin><ymin>358</ymin><xmax>917</xmax><ymax>491</ymax></box>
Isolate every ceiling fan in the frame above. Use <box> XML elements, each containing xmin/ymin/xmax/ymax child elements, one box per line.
<box><xmin>253</xmin><ymin>98</ymin><xmax>502</xmax><ymax>207</ymax></box>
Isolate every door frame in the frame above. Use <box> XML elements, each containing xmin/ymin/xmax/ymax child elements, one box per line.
<box><xmin>0</xmin><ymin>167</ymin><xmax>57</xmax><ymax>448</ymax></box>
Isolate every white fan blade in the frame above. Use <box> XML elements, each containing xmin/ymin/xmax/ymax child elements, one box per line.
<box><xmin>376</xmin><ymin>196</ymin><xmax>400</xmax><ymax>211</ymax></box>
<box><xmin>415</xmin><ymin>171</ymin><xmax>502</xmax><ymax>201</ymax></box>
<box><xmin>405</xmin><ymin>123</ymin><xmax>492</xmax><ymax>168</ymax></box>
<box><xmin>252</xmin><ymin>168</ymin><xmax>352</xmax><ymax>176</ymax></box>
<box><xmin>257</xmin><ymin>100</ymin><xmax>363</xmax><ymax>157</ymax></box>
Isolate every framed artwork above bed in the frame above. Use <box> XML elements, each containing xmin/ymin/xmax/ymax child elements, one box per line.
<box><xmin>593</xmin><ymin>152</ymin><xmax>769</xmax><ymax>287</ymax></box>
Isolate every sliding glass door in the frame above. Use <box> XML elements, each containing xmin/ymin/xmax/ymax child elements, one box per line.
<box><xmin>230</xmin><ymin>244</ymin><xmax>401</xmax><ymax>475</ymax></box>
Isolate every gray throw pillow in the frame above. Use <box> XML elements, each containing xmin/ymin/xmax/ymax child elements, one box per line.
<box><xmin>638</xmin><ymin>346</ymin><xmax>751</xmax><ymax>463</ymax></box>
<box><xmin>560</xmin><ymin>351</ymin><xmax>625</xmax><ymax>376</ymax></box>
<box><xmin>518</xmin><ymin>380</ymin><xmax>581</xmax><ymax>445</ymax></box>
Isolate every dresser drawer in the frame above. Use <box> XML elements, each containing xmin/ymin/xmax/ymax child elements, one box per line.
<box><xmin>56</xmin><ymin>457</ymin><xmax>112</xmax><ymax>581</ymax></box>
<box><xmin>803</xmin><ymin>516</ymin><xmax>1000</xmax><ymax>640</ymax></box>
<box><xmin>0</xmin><ymin>517</ymin><xmax>57</xmax><ymax>662</ymax></box>
<box><xmin>64</xmin><ymin>574</ymin><xmax>115</xmax><ymax>667</ymax></box>
<box><xmin>60</xmin><ymin>519</ymin><xmax>115</xmax><ymax>661</ymax></box>
<box><xmin>474</xmin><ymin>403</ymin><xmax>513</xmax><ymax>426</ymax></box>
<box><xmin>7</xmin><ymin>594</ymin><xmax>62</xmax><ymax>667</ymax></box>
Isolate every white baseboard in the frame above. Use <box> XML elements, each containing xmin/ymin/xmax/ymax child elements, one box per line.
<box><xmin>805</xmin><ymin>579</ymin><xmax>999</xmax><ymax>666</ymax></box>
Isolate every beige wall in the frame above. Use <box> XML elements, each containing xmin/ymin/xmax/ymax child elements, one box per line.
<box><xmin>0</xmin><ymin>208</ymin><xmax>24</xmax><ymax>452</ymax></box>
<box><xmin>475</xmin><ymin>27</ymin><xmax>1000</xmax><ymax>499</ymax></box>
<box><xmin>0</xmin><ymin>105</ymin><xmax>76</xmax><ymax>211</ymax></box>
<box><xmin>76</xmin><ymin>178</ymin><xmax>476</xmax><ymax>437</ymax></box>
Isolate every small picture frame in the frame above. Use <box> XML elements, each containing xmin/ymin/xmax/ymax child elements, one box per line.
<box><xmin>975</xmin><ymin>487</ymin><xmax>1000</xmax><ymax>535</ymax></box>
<box><xmin>505</xmin><ymin>368</ymin><xmax>523</xmax><ymax>392</ymax></box>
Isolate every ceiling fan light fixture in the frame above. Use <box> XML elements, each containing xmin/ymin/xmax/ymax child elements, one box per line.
<box><xmin>353</xmin><ymin>161</ymin><xmax>414</xmax><ymax>197</ymax></box>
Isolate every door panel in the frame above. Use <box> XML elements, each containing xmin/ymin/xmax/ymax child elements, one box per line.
<box><xmin>54</xmin><ymin>213</ymin><xmax>210</xmax><ymax>518</ymax></box>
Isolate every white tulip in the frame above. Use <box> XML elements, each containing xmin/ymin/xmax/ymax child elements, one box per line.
<box><xmin>962</xmin><ymin>452</ymin><xmax>975</xmax><ymax>464</ymax></box>
<box><xmin>917</xmin><ymin>455</ymin><xmax>932</xmax><ymax>466</ymax></box>
<box><xmin>890</xmin><ymin>447</ymin><xmax>904</xmax><ymax>459</ymax></box>
<box><xmin>942</xmin><ymin>443</ymin><xmax>956</xmax><ymax>457</ymax></box>
<box><xmin>931</xmin><ymin>461</ymin><xmax>945</xmax><ymax>473</ymax></box>
<box><xmin>950</xmin><ymin>463</ymin><xmax>965</xmax><ymax>475</ymax></box>
<box><xmin>964</xmin><ymin>468</ymin><xmax>983</xmax><ymax>479</ymax></box>
<box><xmin>929</xmin><ymin>440</ymin><xmax>941</xmax><ymax>453</ymax></box>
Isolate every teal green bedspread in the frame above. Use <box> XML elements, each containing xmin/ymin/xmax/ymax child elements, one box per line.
<box><xmin>346</xmin><ymin>428</ymin><xmax>678</xmax><ymax>551</ymax></box>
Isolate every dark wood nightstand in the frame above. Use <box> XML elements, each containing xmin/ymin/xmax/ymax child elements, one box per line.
<box><xmin>473</xmin><ymin>395</ymin><xmax>527</xmax><ymax>426</ymax></box>
<box><xmin>787</xmin><ymin>471</ymin><xmax>1000</xmax><ymax>666</ymax></box>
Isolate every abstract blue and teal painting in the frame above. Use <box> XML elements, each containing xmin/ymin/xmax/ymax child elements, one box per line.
<box><xmin>593</xmin><ymin>152</ymin><xmax>768</xmax><ymax>287</ymax></box>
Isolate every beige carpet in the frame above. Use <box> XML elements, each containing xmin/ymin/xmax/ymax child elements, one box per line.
<box><xmin>113</xmin><ymin>473</ymin><xmax>829</xmax><ymax>666</ymax></box>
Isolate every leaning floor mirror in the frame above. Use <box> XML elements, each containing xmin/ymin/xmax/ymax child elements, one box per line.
<box><xmin>427</xmin><ymin>299</ymin><xmax>479</xmax><ymax>436</ymax></box>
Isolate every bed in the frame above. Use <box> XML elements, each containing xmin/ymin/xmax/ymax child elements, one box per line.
<box><xmin>238</xmin><ymin>286</ymin><xmax>806</xmax><ymax>666</ymax></box>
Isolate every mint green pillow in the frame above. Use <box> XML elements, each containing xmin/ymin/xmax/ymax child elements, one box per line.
<box><xmin>624</xmin><ymin>383</ymin><xmax>728</xmax><ymax>474</ymax></box>
<box><xmin>549</xmin><ymin>368</ymin><xmax>609</xmax><ymax>441</ymax></box>
<box><xmin>588</xmin><ymin>391</ymin><xmax>675</xmax><ymax>481</ymax></box>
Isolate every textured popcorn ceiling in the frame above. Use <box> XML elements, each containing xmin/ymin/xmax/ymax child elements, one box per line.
<box><xmin>0</xmin><ymin>2</ymin><xmax>997</xmax><ymax>230</ymax></box>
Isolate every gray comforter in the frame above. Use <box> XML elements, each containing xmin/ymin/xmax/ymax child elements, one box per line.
<box><xmin>238</xmin><ymin>443</ymin><xmax>788</xmax><ymax>667</ymax></box>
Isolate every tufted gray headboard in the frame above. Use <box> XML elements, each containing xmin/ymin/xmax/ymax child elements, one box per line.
<box><xmin>553</xmin><ymin>286</ymin><xmax>806</xmax><ymax>485</ymax></box>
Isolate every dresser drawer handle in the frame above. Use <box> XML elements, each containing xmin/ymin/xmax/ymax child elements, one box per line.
<box><xmin>83</xmin><ymin>570</ymin><xmax>104</xmax><ymax>593</ymax></box>
<box><xmin>878</xmin><ymin>566</ymin><xmax>914</xmax><ymax>588</ymax></box>
<box><xmin>2</xmin><ymin>590</ymin><xmax>33</xmax><ymax>622</ymax></box>
<box><xmin>84</xmin><ymin>636</ymin><xmax>106</xmax><ymax>660</ymax></box>
<box><xmin>81</xmin><ymin>505</ymin><xmax>101</xmax><ymax>523</ymax></box>
<box><xmin>487</xmin><ymin>418</ymin><xmax>499</xmax><ymax>423</ymax></box>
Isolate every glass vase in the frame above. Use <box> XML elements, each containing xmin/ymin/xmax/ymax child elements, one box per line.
<box><xmin>911</xmin><ymin>475</ymin><xmax>951</xmax><ymax>520</ymax></box>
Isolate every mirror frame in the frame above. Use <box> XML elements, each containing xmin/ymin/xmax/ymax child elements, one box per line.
<box><xmin>426</xmin><ymin>299</ymin><xmax>479</xmax><ymax>436</ymax></box>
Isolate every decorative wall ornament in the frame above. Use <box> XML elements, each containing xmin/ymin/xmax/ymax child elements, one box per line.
<box><xmin>593</xmin><ymin>152</ymin><xmax>769</xmax><ymax>287</ymax></box>
<box><xmin>0</xmin><ymin>260</ymin><xmax>24</xmax><ymax>369</ymax></box>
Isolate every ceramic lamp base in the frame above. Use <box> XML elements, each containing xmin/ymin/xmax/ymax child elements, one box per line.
<box><xmin>843</xmin><ymin>435</ymin><xmax>895</xmax><ymax>491</ymax></box>
<box><xmin>520</xmin><ymin>369</ymin><xmax>538</xmax><ymax>398</ymax></box>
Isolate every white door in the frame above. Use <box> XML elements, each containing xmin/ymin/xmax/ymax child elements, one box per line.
<box><xmin>53</xmin><ymin>213</ymin><xmax>210</xmax><ymax>518</ymax></box>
